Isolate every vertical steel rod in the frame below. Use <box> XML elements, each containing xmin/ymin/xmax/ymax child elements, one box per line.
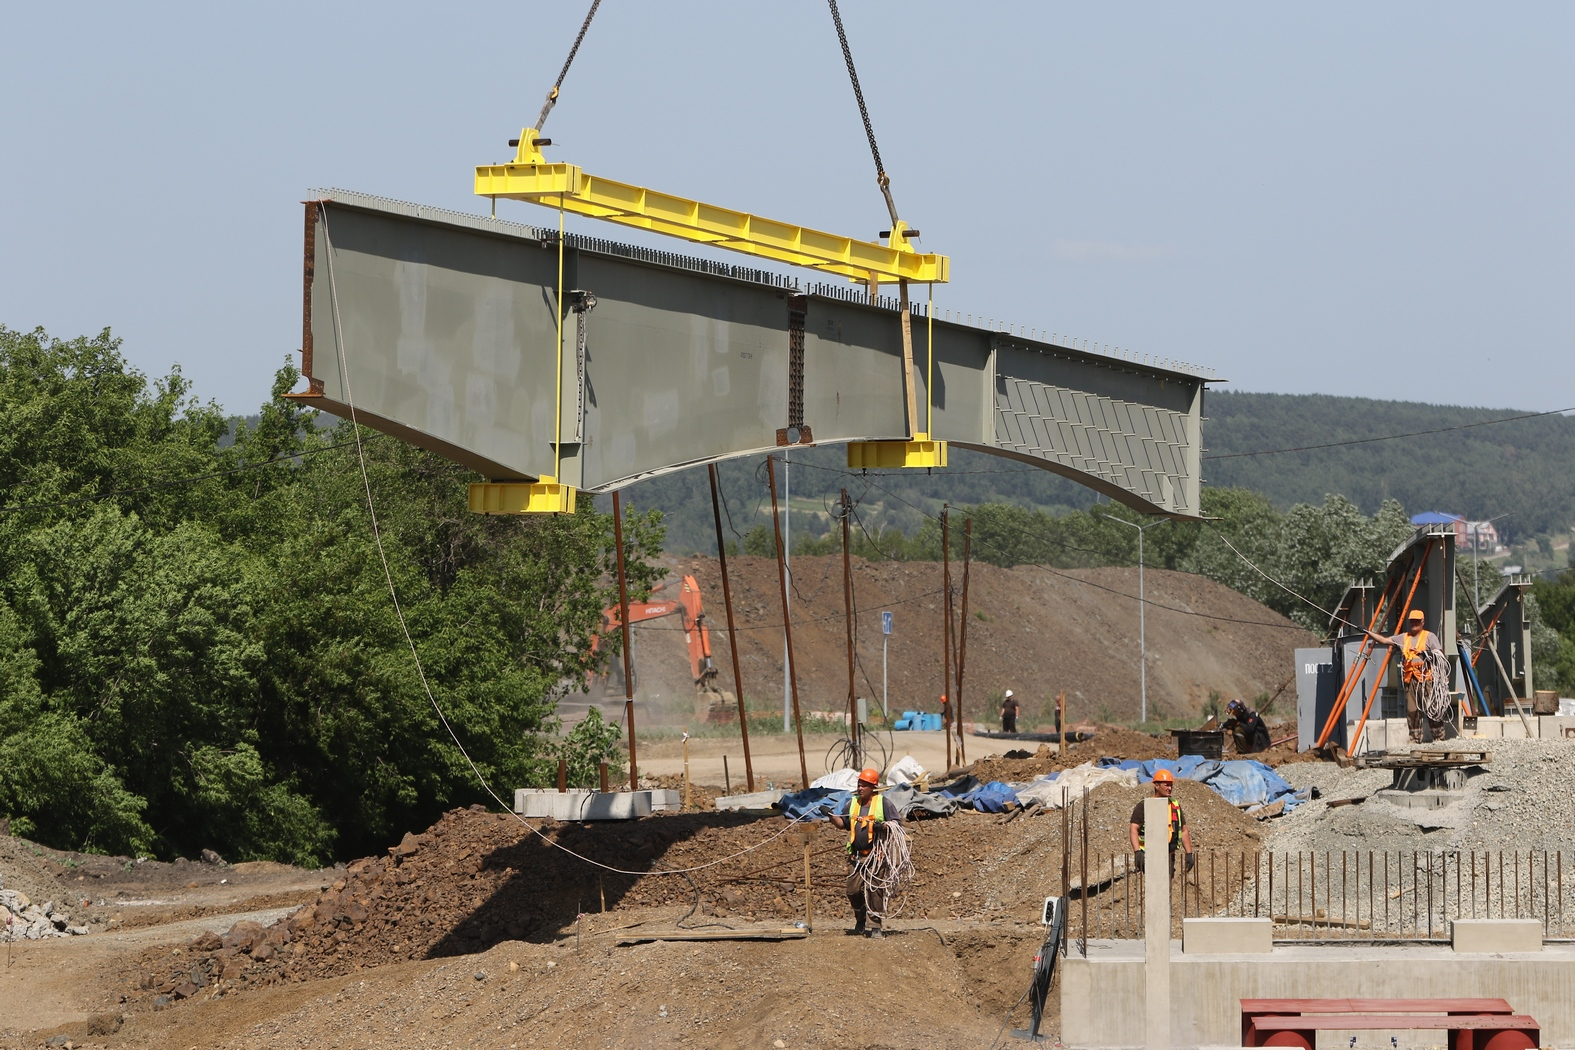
<box><xmin>1081</xmin><ymin>787</ymin><xmax>1090</xmax><ymax>956</ymax></box>
<box><xmin>709</xmin><ymin>464</ymin><xmax>755</xmax><ymax>792</ymax></box>
<box><xmin>612</xmin><ymin>490</ymin><xmax>638</xmax><ymax>790</ymax></box>
<box><xmin>941</xmin><ymin>506</ymin><xmax>953</xmax><ymax>771</ymax></box>
<box><xmin>839</xmin><ymin>489</ymin><xmax>859</xmax><ymax>761</ymax></box>
<box><xmin>765</xmin><ymin>455</ymin><xmax>809</xmax><ymax>789</ymax></box>
<box><xmin>954</xmin><ymin>517</ymin><xmax>973</xmax><ymax>765</ymax></box>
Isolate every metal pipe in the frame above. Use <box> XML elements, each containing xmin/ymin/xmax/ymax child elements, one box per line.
<box><xmin>612</xmin><ymin>490</ymin><xmax>638</xmax><ymax>790</ymax></box>
<box><xmin>709</xmin><ymin>464</ymin><xmax>755</xmax><ymax>792</ymax></box>
<box><xmin>955</xmin><ymin>517</ymin><xmax>973</xmax><ymax>765</ymax></box>
<box><xmin>840</xmin><ymin>489</ymin><xmax>859</xmax><ymax>761</ymax></box>
<box><xmin>765</xmin><ymin>455</ymin><xmax>810</xmax><ymax>789</ymax></box>
<box><xmin>1081</xmin><ymin>786</ymin><xmax>1089</xmax><ymax>956</ymax></box>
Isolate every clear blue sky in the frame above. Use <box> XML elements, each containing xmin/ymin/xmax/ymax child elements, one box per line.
<box><xmin>3</xmin><ymin>2</ymin><xmax>1570</xmax><ymax>415</ymax></box>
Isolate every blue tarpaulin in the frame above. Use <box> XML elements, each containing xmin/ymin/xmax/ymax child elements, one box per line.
<box><xmin>1095</xmin><ymin>757</ymin><xmax>1303</xmax><ymax>813</ymax></box>
<box><xmin>774</xmin><ymin>788</ymin><xmax>850</xmax><ymax>821</ymax></box>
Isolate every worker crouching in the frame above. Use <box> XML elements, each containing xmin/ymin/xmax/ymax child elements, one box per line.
<box><xmin>1223</xmin><ymin>698</ymin><xmax>1271</xmax><ymax>754</ymax></box>
<box><xmin>829</xmin><ymin>767</ymin><xmax>903</xmax><ymax>938</ymax></box>
<box><xmin>1128</xmin><ymin>769</ymin><xmax>1194</xmax><ymax>876</ymax></box>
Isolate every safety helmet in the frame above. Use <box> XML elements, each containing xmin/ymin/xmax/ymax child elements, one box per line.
<box><xmin>1227</xmin><ymin>699</ymin><xmax>1246</xmax><ymax>713</ymax></box>
<box><xmin>858</xmin><ymin>767</ymin><xmax>880</xmax><ymax>786</ymax></box>
<box><xmin>1407</xmin><ymin>609</ymin><xmax>1425</xmax><ymax>622</ymax></box>
<box><xmin>1004</xmin><ymin>689</ymin><xmax>1014</xmax><ymax>698</ymax></box>
<box><xmin>1152</xmin><ymin>769</ymin><xmax>1176</xmax><ymax>784</ymax></box>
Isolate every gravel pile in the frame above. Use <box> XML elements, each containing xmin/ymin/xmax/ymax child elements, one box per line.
<box><xmin>0</xmin><ymin>874</ymin><xmax>90</xmax><ymax>939</ymax></box>
<box><xmin>1268</xmin><ymin>739</ymin><xmax>1575</xmax><ymax>856</ymax></box>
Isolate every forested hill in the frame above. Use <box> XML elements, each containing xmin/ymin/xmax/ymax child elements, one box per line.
<box><xmin>628</xmin><ymin>391</ymin><xmax>1575</xmax><ymax>554</ymax></box>
<box><xmin>1204</xmin><ymin>391</ymin><xmax>1575</xmax><ymax>541</ymax></box>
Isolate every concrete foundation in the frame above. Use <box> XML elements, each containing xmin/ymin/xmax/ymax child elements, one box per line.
<box><xmin>513</xmin><ymin>789</ymin><xmax>654</xmax><ymax>820</ymax></box>
<box><xmin>1452</xmin><ymin>918</ymin><xmax>1544</xmax><ymax>953</ymax></box>
<box><xmin>1061</xmin><ymin>941</ymin><xmax>1575</xmax><ymax>1049</ymax></box>
<box><xmin>1540</xmin><ymin>715</ymin><xmax>1575</xmax><ymax>739</ymax></box>
<box><xmin>1181</xmin><ymin>918</ymin><xmax>1272</xmax><ymax>954</ymax></box>
<box><xmin>713</xmin><ymin>789</ymin><xmax>785</xmax><ymax>811</ymax></box>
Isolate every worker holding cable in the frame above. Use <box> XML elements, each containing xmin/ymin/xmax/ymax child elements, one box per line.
<box><xmin>1128</xmin><ymin>769</ymin><xmax>1194</xmax><ymax>875</ymax></box>
<box><xmin>1366</xmin><ymin>609</ymin><xmax>1447</xmax><ymax>744</ymax></box>
<box><xmin>828</xmin><ymin>767</ymin><xmax>903</xmax><ymax>938</ymax></box>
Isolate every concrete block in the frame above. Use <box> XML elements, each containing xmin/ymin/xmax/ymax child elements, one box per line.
<box><xmin>1500</xmin><ymin>715</ymin><xmax>1537</xmax><ymax>739</ymax></box>
<box><xmin>1386</xmin><ymin>718</ymin><xmax>1409</xmax><ymax>745</ymax></box>
<box><xmin>714</xmin><ymin>789</ymin><xmax>785</xmax><ymax>811</ymax></box>
<box><xmin>1539</xmin><ymin>715</ymin><xmax>1575</xmax><ymax>740</ymax></box>
<box><xmin>513</xmin><ymin>789</ymin><xmax>653</xmax><ymax>821</ymax></box>
<box><xmin>648</xmin><ymin>789</ymin><xmax>682</xmax><ymax>813</ymax></box>
<box><xmin>1182</xmin><ymin>917</ymin><xmax>1272</xmax><ymax>954</ymax></box>
<box><xmin>1470</xmin><ymin>716</ymin><xmax>1503</xmax><ymax>738</ymax></box>
<box><xmin>1351</xmin><ymin>719</ymin><xmax>1381</xmax><ymax>751</ymax></box>
<box><xmin>1452</xmin><ymin>918</ymin><xmax>1543</xmax><ymax>953</ymax></box>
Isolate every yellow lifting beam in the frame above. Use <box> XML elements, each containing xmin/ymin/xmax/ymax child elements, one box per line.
<box><xmin>476</xmin><ymin>130</ymin><xmax>949</xmax><ymax>287</ymax></box>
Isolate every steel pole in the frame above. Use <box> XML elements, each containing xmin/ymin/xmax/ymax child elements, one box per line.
<box><xmin>1139</xmin><ymin>526</ymin><xmax>1146</xmax><ymax>726</ymax></box>
<box><xmin>942</xmin><ymin>506</ymin><xmax>953</xmax><ymax>772</ymax></box>
<box><xmin>955</xmin><ymin>517</ymin><xmax>973</xmax><ymax>765</ymax></box>
<box><xmin>612</xmin><ymin>490</ymin><xmax>637</xmax><ymax>790</ymax></box>
<box><xmin>783</xmin><ymin>450</ymin><xmax>791</xmax><ymax>733</ymax></box>
<box><xmin>709</xmin><ymin>463</ymin><xmax>754</xmax><ymax>792</ymax></box>
<box><xmin>767</xmin><ymin>454</ymin><xmax>810</xmax><ymax>789</ymax></box>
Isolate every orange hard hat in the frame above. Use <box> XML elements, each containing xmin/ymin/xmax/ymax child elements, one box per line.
<box><xmin>858</xmin><ymin>767</ymin><xmax>880</xmax><ymax>785</ymax></box>
<box><xmin>1407</xmin><ymin>609</ymin><xmax>1425</xmax><ymax>622</ymax></box>
<box><xmin>1152</xmin><ymin>769</ymin><xmax>1176</xmax><ymax>784</ymax></box>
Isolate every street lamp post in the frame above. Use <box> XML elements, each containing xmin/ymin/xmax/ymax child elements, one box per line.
<box><xmin>1101</xmin><ymin>514</ymin><xmax>1167</xmax><ymax>726</ymax></box>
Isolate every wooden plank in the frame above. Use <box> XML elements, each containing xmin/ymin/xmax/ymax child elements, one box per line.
<box><xmin>615</xmin><ymin>928</ymin><xmax>808</xmax><ymax>945</ymax></box>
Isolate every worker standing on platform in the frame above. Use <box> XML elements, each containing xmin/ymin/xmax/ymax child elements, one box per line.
<box><xmin>1367</xmin><ymin>609</ymin><xmax>1447</xmax><ymax>743</ymax></box>
<box><xmin>1223</xmin><ymin>699</ymin><xmax>1271</xmax><ymax>754</ymax></box>
<box><xmin>829</xmin><ymin>767</ymin><xmax>902</xmax><ymax>938</ymax></box>
<box><xmin>1128</xmin><ymin>770</ymin><xmax>1194</xmax><ymax>875</ymax></box>
<box><xmin>1000</xmin><ymin>689</ymin><xmax>1020</xmax><ymax>733</ymax></box>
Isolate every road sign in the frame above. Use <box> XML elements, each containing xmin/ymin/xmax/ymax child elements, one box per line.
<box><xmin>882</xmin><ymin>611</ymin><xmax>893</xmax><ymax>635</ymax></box>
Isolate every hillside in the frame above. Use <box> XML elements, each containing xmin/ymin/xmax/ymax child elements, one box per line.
<box><xmin>622</xmin><ymin>391</ymin><xmax>1575</xmax><ymax>554</ymax></box>
<box><xmin>588</xmin><ymin>554</ymin><xmax>1316</xmax><ymax>731</ymax></box>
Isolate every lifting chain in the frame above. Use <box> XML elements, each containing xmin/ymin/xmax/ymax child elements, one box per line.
<box><xmin>534</xmin><ymin>0</ymin><xmax>604</xmax><ymax>132</ymax></box>
<box><xmin>825</xmin><ymin>0</ymin><xmax>900</xmax><ymax>227</ymax></box>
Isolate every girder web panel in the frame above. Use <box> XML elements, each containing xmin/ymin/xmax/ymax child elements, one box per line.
<box><xmin>990</xmin><ymin>344</ymin><xmax>1200</xmax><ymax>516</ymax></box>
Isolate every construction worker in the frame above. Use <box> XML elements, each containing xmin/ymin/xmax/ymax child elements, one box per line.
<box><xmin>1222</xmin><ymin>699</ymin><xmax>1271</xmax><ymax>754</ymax></box>
<box><xmin>1128</xmin><ymin>770</ymin><xmax>1194</xmax><ymax>875</ymax></box>
<box><xmin>828</xmin><ymin>767</ymin><xmax>902</xmax><ymax>938</ymax></box>
<box><xmin>1366</xmin><ymin>609</ymin><xmax>1446</xmax><ymax>743</ymax></box>
<box><xmin>1000</xmin><ymin>689</ymin><xmax>1020</xmax><ymax>733</ymax></box>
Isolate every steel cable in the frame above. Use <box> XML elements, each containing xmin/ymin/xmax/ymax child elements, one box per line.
<box><xmin>824</xmin><ymin>0</ymin><xmax>899</xmax><ymax>226</ymax></box>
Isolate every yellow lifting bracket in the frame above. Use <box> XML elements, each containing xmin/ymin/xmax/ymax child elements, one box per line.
<box><xmin>476</xmin><ymin>130</ymin><xmax>949</xmax><ymax>287</ymax></box>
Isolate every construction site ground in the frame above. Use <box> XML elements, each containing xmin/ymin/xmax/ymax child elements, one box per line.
<box><xmin>0</xmin><ymin>740</ymin><xmax>1280</xmax><ymax>1050</ymax></box>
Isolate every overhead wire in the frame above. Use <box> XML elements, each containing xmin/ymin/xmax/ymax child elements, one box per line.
<box><xmin>1204</xmin><ymin>404</ymin><xmax>1575</xmax><ymax>460</ymax></box>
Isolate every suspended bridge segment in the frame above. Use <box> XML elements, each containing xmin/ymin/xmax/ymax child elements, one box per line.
<box><xmin>295</xmin><ymin>190</ymin><xmax>1211</xmax><ymax>518</ymax></box>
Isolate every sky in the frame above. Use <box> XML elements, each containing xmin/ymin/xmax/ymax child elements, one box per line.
<box><xmin>3</xmin><ymin>2</ymin><xmax>1571</xmax><ymax>416</ymax></box>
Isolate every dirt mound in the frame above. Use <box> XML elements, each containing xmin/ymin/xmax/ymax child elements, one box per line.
<box><xmin>598</xmin><ymin>554</ymin><xmax>1314</xmax><ymax>729</ymax></box>
<box><xmin>141</xmin><ymin>782</ymin><xmax>1265</xmax><ymax>1010</ymax></box>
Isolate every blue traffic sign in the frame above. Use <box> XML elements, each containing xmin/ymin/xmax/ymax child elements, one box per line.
<box><xmin>881</xmin><ymin>611</ymin><xmax>893</xmax><ymax>635</ymax></box>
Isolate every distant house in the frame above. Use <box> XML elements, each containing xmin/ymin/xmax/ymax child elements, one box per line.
<box><xmin>1410</xmin><ymin>511</ymin><xmax>1499</xmax><ymax>551</ymax></box>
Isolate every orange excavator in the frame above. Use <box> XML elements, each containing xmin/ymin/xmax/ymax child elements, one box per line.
<box><xmin>591</xmin><ymin>575</ymin><xmax>737</xmax><ymax>723</ymax></box>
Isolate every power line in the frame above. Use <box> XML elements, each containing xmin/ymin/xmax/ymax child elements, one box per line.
<box><xmin>1204</xmin><ymin>405</ymin><xmax>1575</xmax><ymax>461</ymax></box>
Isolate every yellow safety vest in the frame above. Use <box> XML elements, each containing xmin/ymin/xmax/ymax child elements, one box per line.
<box><xmin>845</xmin><ymin>795</ymin><xmax>885</xmax><ymax>855</ymax></box>
<box><xmin>1401</xmin><ymin>631</ymin><xmax>1433</xmax><ymax>683</ymax></box>
<box><xmin>1137</xmin><ymin>799</ymin><xmax>1182</xmax><ymax>851</ymax></box>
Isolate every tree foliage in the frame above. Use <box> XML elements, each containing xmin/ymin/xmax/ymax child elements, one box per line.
<box><xmin>0</xmin><ymin>326</ymin><xmax>662</xmax><ymax>863</ymax></box>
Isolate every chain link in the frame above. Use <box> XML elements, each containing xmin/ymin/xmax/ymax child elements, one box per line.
<box><xmin>826</xmin><ymin>0</ymin><xmax>900</xmax><ymax>226</ymax></box>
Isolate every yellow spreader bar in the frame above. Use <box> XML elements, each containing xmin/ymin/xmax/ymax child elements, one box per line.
<box><xmin>476</xmin><ymin>130</ymin><xmax>948</xmax><ymax>286</ymax></box>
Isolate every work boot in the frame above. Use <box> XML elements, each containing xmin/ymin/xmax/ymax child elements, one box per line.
<box><xmin>868</xmin><ymin>927</ymin><xmax>883</xmax><ymax>940</ymax></box>
<box><xmin>848</xmin><ymin>921</ymin><xmax>865</xmax><ymax>936</ymax></box>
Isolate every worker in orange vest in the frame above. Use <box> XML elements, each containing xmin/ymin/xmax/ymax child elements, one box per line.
<box><xmin>828</xmin><ymin>767</ymin><xmax>902</xmax><ymax>938</ymax></box>
<box><xmin>1367</xmin><ymin>608</ymin><xmax>1445</xmax><ymax>744</ymax></box>
<box><xmin>1128</xmin><ymin>769</ymin><xmax>1194</xmax><ymax>875</ymax></box>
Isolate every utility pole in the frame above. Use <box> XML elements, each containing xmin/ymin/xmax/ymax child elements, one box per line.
<box><xmin>1101</xmin><ymin>513</ymin><xmax>1166</xmax><ymax>726</ymax></box>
